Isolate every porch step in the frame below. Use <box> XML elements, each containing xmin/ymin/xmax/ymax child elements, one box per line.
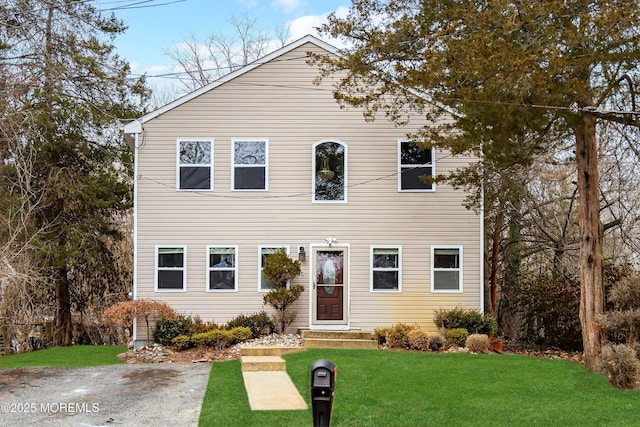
<box><xmin>241</xmin><ymin>356</ymin><xmax>286</xmax><ymax>372</ymax></box>
<box><xmin>240</xmin><ymin>346</ymin><xmax>304</xmax><ymax>357</ymax></box>
<box><xmin>300</xmin><ymin>330</ymin><xmax>378</xmax><ymax>350</ymax></box>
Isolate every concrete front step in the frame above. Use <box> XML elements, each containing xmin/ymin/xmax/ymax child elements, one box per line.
<box><xmin>300</xmin><ymin>330</ymin><xmax>373</xmax><ymax>341</ymax></box>
<box><xmin>300</xmin><ymin>330</ymin><xmax>377</xmax><ymax>349</ymax></box>
<box><xmin>240</xmin><ymin>346</ymin><xmax>305</xmax><ymax>357</ymax></box>
<box><xmin>304</xmin><ymin>338</ymin><xmax>378</xmax><ymax>349</ymax></box>
<box><xmin>241</xmin><ymin>356</ymin><xmax>286</xmax><ymax>372</ymax></box>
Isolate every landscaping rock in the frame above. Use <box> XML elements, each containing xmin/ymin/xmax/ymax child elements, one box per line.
<box><xmin>240</xmin><ymin>333</ymin><xmax>304</xmax><ymax>348</ymax></box>
<box><xmin>118</xmin><ymin>343</ymin><xmax>173</xmax><ymax>363</ymax></box>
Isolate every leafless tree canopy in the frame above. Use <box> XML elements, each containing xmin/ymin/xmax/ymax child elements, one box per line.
<box><xmin>160</xmin><ymin>13</ymin><xmax>290</xmax><ymax>102</ymax></box>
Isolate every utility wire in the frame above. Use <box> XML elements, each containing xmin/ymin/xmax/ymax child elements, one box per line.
<box><xmin>134</xmin><ymin>152</ymin><xmax>453</xmax><ymax>200</ymax></box>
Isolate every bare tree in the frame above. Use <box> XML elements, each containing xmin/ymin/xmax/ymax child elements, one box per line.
<box><xmin>164</xmin><ymin>13</ymin><xmax>290</xmax><ymax>95</ymax></box>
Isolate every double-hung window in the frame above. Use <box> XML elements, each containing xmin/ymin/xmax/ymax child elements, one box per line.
<box><xmin>371</xmin><ymin>246</ymin><xmax>401</xmax><ymax>292</ymax></box>
<box><xmin>259</xmin><ymin>246</ymin><xmax>288</xmax><ymax>291</ymax></box>
<box><xmin>178</xmin><ymin>139</ymin><xmax>213</xmax><ymax>190</ymax></box>
<box><xmin>431</xmin><ymin>246</ymin><xmax>463</xmax><ymax>292</ymax></box>
<box><xmin>399</xmin><ymin>140</ymin><xmax>434</xmax><ymax>191</ymax></box>
<box><xmin>233</xmin><ymin>139</ymin><xmax>267</xmax><ymax>190</ymax></box>
<box><xmin>207</xmin><ymin>246</ymin><xmax>238</xmax><ymax>291</ymax></box>
<box><xmin>156</xmin><ymin>246</ymin><xmax>186</xmax><ymax>291</ymax></box>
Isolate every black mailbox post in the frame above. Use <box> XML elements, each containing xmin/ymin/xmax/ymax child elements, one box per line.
<box><xmin>310</xmin><ymin>359</ymin><xmax>336</xmax><ymax>427</ymax></box>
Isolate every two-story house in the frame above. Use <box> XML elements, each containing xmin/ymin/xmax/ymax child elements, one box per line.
<box><xmin>123</xmin><ymin>35</ymin><xmax>483</xmax><ymax>345</ymax></box>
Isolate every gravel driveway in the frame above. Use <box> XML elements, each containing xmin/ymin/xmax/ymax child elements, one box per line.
<box><xmin>0</xmin><ymin>363</ymin><xmax>212</xmax><ymax>426</ymax></box>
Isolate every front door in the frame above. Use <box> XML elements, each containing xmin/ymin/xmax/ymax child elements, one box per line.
<box><xmin>312</xmin><ymin>248</ymin><xmax>348</xmax><ymax>326</ymax></box>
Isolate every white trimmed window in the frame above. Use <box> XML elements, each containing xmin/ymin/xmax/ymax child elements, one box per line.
<box><xmin>399</xmin><ymin>140</ymin><xmax>434</xmax><ymax>191</ymax></box>
<box><xmin>177</xmin><ymin>139</ymin><xmax>213</xmax><ymax>190</ymax></box>
<box><xmin>370</xmin><ymin>246</ymin><xmax>402</xmax><ymax>292</ymax></box>
<box><xmin>259</xmin><ymin>246</ymin><xmax>289</xmax><ymax>291</ymax></box>
<box><xmin>313</xmin><ymin>140</ymin><xmax>347</xmax><ymax>202</ymax></box>
<box><xmin>431</xmin><ymin>246</ymin><xmax>463</xmax><ymax>292</ymax></box>
<box><xmin>207</xmin><ymin>246</ymin><xmax>238</xmax><ymax>291</ymax></box>
<box><xmin>155</xmin><ymin>246</ymin><xmax>186</xmax><ymax>291</ymax></box>
<box><xmin>233</xmin><ymin>139</ymin><xmax>267</xmax><ymax>190</ymax></box>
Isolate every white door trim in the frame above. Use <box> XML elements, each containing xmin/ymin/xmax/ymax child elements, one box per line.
<box><xmin>308</xmin><ymin>243</ymin><xmax>350</xmax><ymax>330</ymax></box>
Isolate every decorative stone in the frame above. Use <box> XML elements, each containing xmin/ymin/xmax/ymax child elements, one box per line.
<box><xmin>124</xmin><ymin>343</ymin><xmax>173</xmax><ymax>363</ymax></box>
<box><xmin>240</xmin><ymin>334</ymin><xmax>304</xmax><ymax>349</ymax></box>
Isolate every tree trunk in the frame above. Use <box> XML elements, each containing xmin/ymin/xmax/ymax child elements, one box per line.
<box><xmin>575</xmin><ymin>110</ymin><xmax>605</xmax><ymax>372</ymax></box>
<box><xmin>490</xmin><ymin>204</ymin><xmax>505</xmax><ymax>317</ymax></box>
<box><xmin>54</xmin><ymin>266</ymin><xmax>73</xmax><ymax>346</ymax></box>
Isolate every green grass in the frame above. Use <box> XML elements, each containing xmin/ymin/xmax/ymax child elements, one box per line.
<box><xmin>0</xmin><ymin>345</ymin><xmax>127</xmax><ymax>368</ymax></box>
<box><xmin>199</xmin><ymin>349</ymin><xmax>640</xmax><ymax>427</ymax></box>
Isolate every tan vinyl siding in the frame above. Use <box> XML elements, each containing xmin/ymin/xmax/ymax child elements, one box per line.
<box><xmin>133</xmin><ymin>41</ymin><xmax>481</xmax><ymax>338</ymax></box>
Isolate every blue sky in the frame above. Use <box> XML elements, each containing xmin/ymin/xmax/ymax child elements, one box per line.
<box><xmin>101</xmin><ymin>0</ymin><xmax>349</xmax><ymax>82</ymax></box>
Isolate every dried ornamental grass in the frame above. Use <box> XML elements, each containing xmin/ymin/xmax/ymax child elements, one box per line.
<box><xmin>465</xmin><ymin>334</ymin><xmax>490</xmax><ymax>353</ymax></box>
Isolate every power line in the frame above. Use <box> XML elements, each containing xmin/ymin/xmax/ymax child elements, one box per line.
<box><xmin>1</xmin><ymin>0</ymin><xmax>188</xmax><ymax>32</ymax></box>
<box><xmin>135</xmin><ymin>153</ymin><xmax>453</xmax><ymax>200</ymax></box>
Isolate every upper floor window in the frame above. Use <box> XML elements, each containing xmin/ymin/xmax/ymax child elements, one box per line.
<box><xmin>156</xmin><ymin>246</ymin><xmax>186</xmax><ymax>291</ymax></box>
<box><xmin>233</xmin><ymin>139</ymin><xmax>267</xmax><ymax>190</ymax></box>
<box><xmin>207</xmin><ymin>246</ymin><xmax>238</xmax><ymax>291</ymax></box>
<box><xmin>399</xmin><ymin>140</ymin><xmax>434</xmax><ymax>191</ymax></box>
<box><xmin>431</xmin><ymin>246</ymin><xmax>463</xmax><ymax>292</ymax></box>
<box><xmin>314</xmin><ymin>141</ymin><xmax>346</xmax><ymax>202</ymax></box>
<box><xmin>178</xmin><ymin>139</ymin><xmax>213</xmax><ymax>190</ymax></box>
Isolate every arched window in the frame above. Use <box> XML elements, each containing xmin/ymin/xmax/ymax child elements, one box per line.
<box><xmin>313</xmin><ymin>141</ymin><xmax>346</xmax><ymax>202</ymax></box>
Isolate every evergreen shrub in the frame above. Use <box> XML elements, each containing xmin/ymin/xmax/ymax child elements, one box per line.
<box><xmin>434</xmin><ymin>307</ymin><xmax>496</xmax><ymax>336</ymax></box>
<box><xmin>446</xmin><ymin>328</ymin><xmax>469</xmax><ymax>347</ymax></box>
<box><xmin>227</xmin><ymin>311</ymin><xmax>276</xmax><ymax>338</ymax></box>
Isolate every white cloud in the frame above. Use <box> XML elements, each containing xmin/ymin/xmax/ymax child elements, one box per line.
<box><xmin>286</xmin><ymin>6</ymin><xmax>350</xmax><ymax>46</ymax></box>
<box><xmin>273</xmin><ymin>0</ymin><xmax>304</xmax><ymax>14</ymax></box>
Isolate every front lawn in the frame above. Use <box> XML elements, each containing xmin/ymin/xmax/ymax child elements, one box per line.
<box><xmin>0</xmin><ymin>345</ymin><xmax>127</xmax><ymax>368</ymax></box>
<box><xmin>199</xmin><ymin>349</ymin><xmax>640</xmax><ymax>426</ymax></box>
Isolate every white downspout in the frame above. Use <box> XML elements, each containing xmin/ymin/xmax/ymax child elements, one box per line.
<box><xmin>131</xmin><ymin>132</ymin><xmax>140</xmax><ymax>346</ymax></box>
<box><xmin>479</xmin><ymin>144</ymin><xmax>485</xmax><ymax>314</ymax></box>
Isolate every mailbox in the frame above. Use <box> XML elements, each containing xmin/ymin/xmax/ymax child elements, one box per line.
<box><xmin>311</xmin><ymin>359</ymin><xmax>336</xmax><ymax>427</ymax></box>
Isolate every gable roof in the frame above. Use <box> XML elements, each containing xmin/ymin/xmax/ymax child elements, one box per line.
<box><xmin>123</xmin><ymin>34</ymin><xmax>337</xmax><ymax>135</ymax></box>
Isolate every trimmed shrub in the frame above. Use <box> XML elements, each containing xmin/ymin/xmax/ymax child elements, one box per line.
<box><xmin>407</xmin><ymin>329</ymin><xmax>430</xmax><ymax>351</ymax></box>
<box><xmin>172</xmin><ymin>335</ymin><xmax>193</xmax><ymax>351</ymax></box>
<box><xmin>153</xmin><ymin>314</ymin><xmax>219</xmax><ymax>346</ymax></box>
<box><xmin>184</xmin><ymin>327</ymin><xmax>254</xmax><ymax>351</ymax></box>
<box><xmin>601</xmin><ymin>344</ymin><xmax>639</xmax><ymax>389</ymax></box>
<box><xmin>429</xmin><ymin>334</ymin><xmax>445</xmax><ymax>351</ymax></box>
<box><xmin>434</xmin><ymin>307</ymin><xmax>497</xmax><ymax>336</ymax></box>
<box><xmin>229</xmin><ymin>327</ymin><xmax>253</xmax><ymax>344</ymax></box>
<box><xmin>446</xmin><ymin>328</ymin><xmax>469</xmax><ymax>347</ymax></box>
<box><xmin>466</xmin><ymin>334</ymin><xmax>490</xmax><ymax>353</ymax></box>
<box><xmin>386</xmin><ymin>323</ymin><xmax>411</xmax><ymax>349</ymax></box>
<box><xmin>153</xmin><ymin>315</ymin><xmax>193</xmax><ymax>346</ymax></box>
<box><xmin>192</xmin><ymin>330</ymin><xmax>231</xmax><ymax>350</ymax></box>
<box><xmin>227</xmin><ymin>311</ymin><xmax>276</xmax><ymax>338</ymax></box>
